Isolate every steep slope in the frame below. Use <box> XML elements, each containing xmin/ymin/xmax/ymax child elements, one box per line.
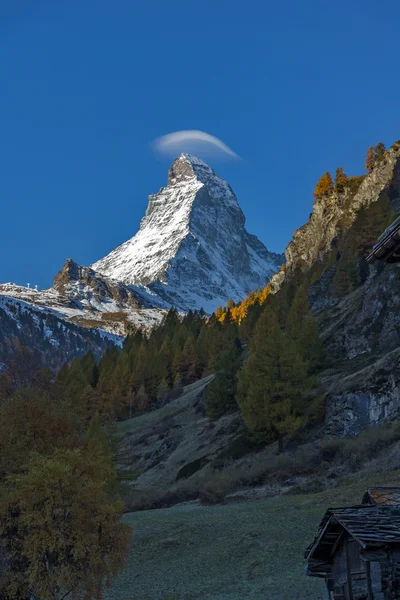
<box><xmin>92</xmin><ymin>154</ymin><xmax>283</xmax><ymax>312</ymax></box>
<box><xmin>268</xmin><ymin>142</ymin><xmax>400</xmax><ymax>436</ymax></box>
<box><xmin>284</xmin><ymin>144</ymin><xmax>400</xmax><ymax>277</ymax></box>
<box><xmin>0</xmin><ymin>260</ymin><xmax>166</xmax><ymax>339</ymax></box>
<box><xmin>0</xmin><ymin>294</ymin><xmax>119</xmax><ymax>370</ymax></box>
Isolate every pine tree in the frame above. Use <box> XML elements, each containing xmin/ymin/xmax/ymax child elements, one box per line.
<box><xmin>335</xmin><ymin>167</ymin><xmax>348</xmax><ymax>192</ymax></box>
<box><xmin>177</xmin><ymin>338</ymin><xmax>198</xmax><ymax>384</ymax></box>
<box><xmin>332</xmin><ymin>256</ymin><xmax>360</xmax><ymax>296</ymax></box>
<box><xmin>172</xmin><ymin>372</ymin><xmax>183</xmax><ymax>392</ymax></box>
<box><xmin>80</xmin><ymin>351</ymin><xmax>98</xmax><ymax>387</ymax></box>
<box><xmin>285</xmin><ymin>286</ymin><xmax>324</xmax><ymax>373</ymax></box>
<box><xmin>143</xmin><ymin>352</ymin><xmax>168</xmax><ymax>402</ymax></box>
<box><xmin>157</xmin><ymin>378</ymin><xmax>170</xmax><ymax>402</ymax></box>
<box><xmin>205</xmin><ymin>338</ymin><xmax>242</xmax><ymax>420</ymax></box>
<box><xmin>78</xmin><ymin>385</ymin><xmax>99</xmax><ymax>424</ymax></box>
<box><xmin>313</xmin><ymin>172</ymin><xmax>333</xmax><ymax>198</ymax></box>
<box><xmin>106</xmin><ymin>352</ymin><xmax>133</xmax><ymax>419</ymax></box>
<box><xmin>130</xmin><ymin>341</ymin><xmax>147</xmax><ymax>394</ymax></box>
<box><xmin>365</xmin><ymin>146</ymin><xmax>375</xmax><ymax>172</ymax></box>
<box><xmin>56</xmin><ymin>362</ymin><xmax>69</xmax><ymax>385</ymax></box>
<box><xmin>374</xmin><ymin>141</ymin><xmax>386</xmax><ymax>161</ymax></box>
<box><xmin>135</xmin><ymin>384</ymin><xmax>148</xmax><ymax>412</ymax></box>
<box><xmin>215</xmin><ymin>306</ymin><xmax>224</xmax><ymax>320</ymax></box>
<box><xmin>238</xmin><ymin>307</ymin><xmax>308</xmax><ymax>452</ymax></box>
<box><xmin>96</xmin><ymin>346</ymin><xmax>120</xmax><ymax>400</ymax></box>
<box><xmin>159</xmin><ymin>336</ymin><xmax>174</xmax><ymax>388</ymax></box>
<box><xmin>358</xmin><ymin>256</ymin><xmax>370</xmax><ymax>283</ymax></box>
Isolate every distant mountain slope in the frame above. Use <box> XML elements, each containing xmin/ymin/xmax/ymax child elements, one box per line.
<box><xmin>0</xmin><ymin>260</ymin><xmax>166</xmax><ymax>338</ymax></box>
<box><xmin>92</xmin><ymin>154</ymin><xmax>283</xmax><ymax>312</ymax></box>
<box><xmin>0</xmin><ymin>294</ymin><xmax>119</xmax><ymax>370</ymax></box>
<box><xmin>0</xmin><ymin>155</ymin><xmax>282</xmax><ymax>363</ymax></box>
<box><xmin>0</xmin><ymin>261</ymin><xmax>167</xmax><ymax>368</ymax></box>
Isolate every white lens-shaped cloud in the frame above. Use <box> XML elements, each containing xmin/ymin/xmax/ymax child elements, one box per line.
<box><xmin>153</xmin><ymin>130</ymin><xmax>240</xmax><ymax>160</ymax></box>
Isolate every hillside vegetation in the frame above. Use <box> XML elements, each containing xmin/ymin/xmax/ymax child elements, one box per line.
<box><xmin>2</xmin><ymin>141</ymin><xmax>400</xmax><ymax>599</ymax></box>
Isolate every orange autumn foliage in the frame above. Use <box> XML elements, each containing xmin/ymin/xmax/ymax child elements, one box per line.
<box><xmin>217</xmin><ymin>284</ymin><xmax>271</xmax><ymax>325</ymax></box>
<box><xmin>313</xmin><ymin>172</ymin><xmax>333</xmax><ymax>198</ymax></box>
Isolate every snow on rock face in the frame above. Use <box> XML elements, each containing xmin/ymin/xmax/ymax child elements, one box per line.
<box><xmin>92</xmin><ymin>154</ymin><xmax>283</xmax><ymax>312</ymax></box>
<box><xmin>0</xmin><ymin>266</ymin><xmax>166</xmax><ymax>340</ymax></box>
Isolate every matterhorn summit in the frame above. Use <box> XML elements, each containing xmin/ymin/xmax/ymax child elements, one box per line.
<box><xmin>0</xmin><ymin>154</ymin><xmax>283</xmax><ymax>363</ymax></box>
<box><xmin>92</xmin><ymin>154</ymin><xmax>283</xmax><ymax>312</ymax></box>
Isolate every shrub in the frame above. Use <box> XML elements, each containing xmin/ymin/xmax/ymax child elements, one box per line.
<box><xmin>121</xmin><ymin>479</ymin><xmax>201</xmax><ymax>512</ymax></box>
<box><xmin>198</xmin><ymin>474</ymin><xmax>232</xmax><ymax>505</ymax></box>
<box><xmin>319</xmin><ymin>423</ymin><xmax>400</xmax><ymax>467</ymax></box>
<box><xmin>286</xmin><ymin>477</ymin><xmax>326</xmax><ymax>495</ymax></box>
<box><xmin>319</xmin><ymin>438</ymin><xmax>347</xmax><ymax>461</ymax></box>
<box><xmin>212</xmin><ymin>431</ymin><xmax>263</xmax><ymax>469</ymax></box>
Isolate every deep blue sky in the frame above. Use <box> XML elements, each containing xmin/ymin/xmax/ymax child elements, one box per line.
<box><xmin>1</xmin><ymin>0</ymin><xmax>399</xmax><ymax>288</ymax></box>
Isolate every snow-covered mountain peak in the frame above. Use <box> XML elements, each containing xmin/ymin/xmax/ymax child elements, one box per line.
<box><xmin>167</xmin><ymin>154</ymin><xmax>239</xmax><ymax>210</ymax></box>
<box><xmin>168</xmin><ymin>153</ymin><xmax>217</xmax><ymax>184</ymax></box>
<box><xmin>167</xmin><ymin>154</ymin><xmax>204</xmax><ymax>186</ymax></box>
<box><xmin>0</xmin><ymin>155</ymin><xmax>283</xmax><ymax>353</ymax></box>
<box><xmin>91</xmin><ymin>156</ymin><xmax>284</xmax><ymax>312</ymax></box>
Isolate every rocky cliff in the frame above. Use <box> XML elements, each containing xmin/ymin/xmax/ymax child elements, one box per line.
<box><xmin>273</xmin><ymin>142</ymin><xmax>400</xmax><ymax>436</ymax></box>
<box><xmin>283</xmin><ymin>144</ymin><xmax>400</xmax><ymax>277</ymax></box>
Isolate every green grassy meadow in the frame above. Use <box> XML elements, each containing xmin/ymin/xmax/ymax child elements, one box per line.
<box><xmin>104</xmin><ymin>494</ymin><xmax>328</xmax><ymax>600</ymax></box>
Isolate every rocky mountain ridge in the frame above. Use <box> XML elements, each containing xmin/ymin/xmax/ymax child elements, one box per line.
<box><xmin>0</xmin><ymin>155</ymin><xmax>282</xmax><ymax>366</ymax></box>
<box><xmin>281</xmin><ymin>144</ymin><xmax>400</xmax><ymax>280</ymax></box>
<box><xmin>92</xmin><ymin>154</ymin><xmax>283</xmax><ymax>312</ymax></box>
<box><xmin>0</xmin><ymin>293</ymin><xmax>119</xmax><ymax>370</ymax></box>
<box><xmin>0</xmin><ymin>261</ymin><xmax>166</xmax><ymax>339</ymax></box>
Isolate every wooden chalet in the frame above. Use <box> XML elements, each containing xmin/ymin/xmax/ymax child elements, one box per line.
<box><xmin>305</xmin><ymin>488</ymin><xmax>400</xmax><ymax>599</ymax></box>
<box><xmin>367</xmin><ymin>216</ymin><xmax>400</xmax><ymax>264</ymax></box>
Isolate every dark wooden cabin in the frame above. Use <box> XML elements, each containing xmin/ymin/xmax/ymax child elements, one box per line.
<box><xmin>305</xmin><ymin>488</ymin><xmax>400</xmax><ymax>599</ymax></box>
<box><xmin>367</xmin><ymin>216</ymin><xmax>400</xmax><ymax>264</ymax></box>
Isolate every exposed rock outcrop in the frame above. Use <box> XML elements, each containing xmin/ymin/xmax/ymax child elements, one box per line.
<box><xmin>276</xmin><ymin>145</ymin><xmax>400</xmax><ymax>285</ymax></box>
<box><xmin>267</xmin><ymin>144</ymin><xmax>400</xmax><ymax>436</ymax></box>
<box><xmin>53</xmin><ymin>258</ymin><xmax>146</xmax><ymax>309</ymax></box>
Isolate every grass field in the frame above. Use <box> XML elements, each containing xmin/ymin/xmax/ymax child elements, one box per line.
<box><xmin>104</xmin><ymin>494</ymin><xmax>330</xmax><ymax>600</ymax></box>
<box><xmin>104</xmin><ymin>468</ymin><xmax>400</xmax><ymax>600</ymax></box>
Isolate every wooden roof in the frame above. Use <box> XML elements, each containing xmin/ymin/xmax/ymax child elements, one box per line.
<box><xmin>367</xmin><ymin>217</ymin><xmax>400</xmax><ymax>264</ymax></box>
<box><xmin>362</xmin><ymin>487</ymin><xmax>400</xmax><ymax>506</ymax></box>
<box><xmin>305</xmin><ymin>489</ymin><xmax>400</xmax><ymax>577</ymax></box>
<box><xmin>305</xmin><ymin>506</ymin><xmax>400</xmax><ymax>564</ymax></box>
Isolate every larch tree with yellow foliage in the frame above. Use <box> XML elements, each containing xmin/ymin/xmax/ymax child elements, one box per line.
<box><xmin>335</xmin><ymin>167</ymin><xmax>348</xmax><ymax>192</ymax></box>
<box><xmin>313</xmin><ymin>172</ymin><xmax>333</xmax><ymax>198</ymax></box>
<box><xmin>365</xmin><ymin>146</ymin><xmax>375</xmax><ymax>173</ymax></box>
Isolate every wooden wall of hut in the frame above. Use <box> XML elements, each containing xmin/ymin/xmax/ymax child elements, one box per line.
<box><xmin>328</xmin><ymin>537</ymin><xmax>400</xmax><ymax>599</ymax></box>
